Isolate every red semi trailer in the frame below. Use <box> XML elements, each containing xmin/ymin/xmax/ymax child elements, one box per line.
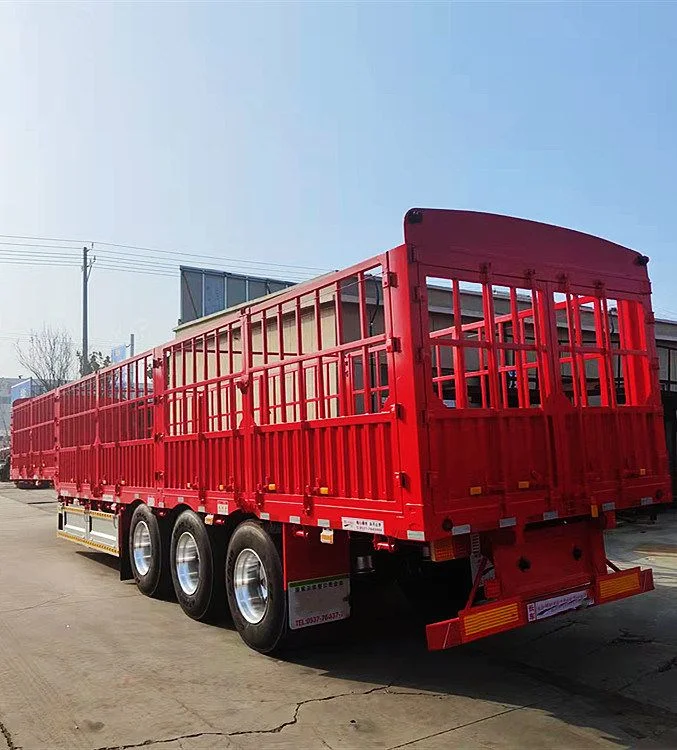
<box><xmin>10</xmin><ymin>391</ymin><xmax>57</xmax><ymax>488</ymax></box>
<box><xmin>10</xmin><ymin>209</ymin><xmax>670</xmax><ymax>653</ymax></box>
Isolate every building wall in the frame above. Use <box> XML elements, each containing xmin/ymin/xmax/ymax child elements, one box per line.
<box><xmin>0</xmin><ymin>377</ymin><xmax>22</xmax><ymax>439</ymax></box>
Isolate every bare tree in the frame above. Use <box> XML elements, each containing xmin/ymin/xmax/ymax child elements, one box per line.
<box><xmin>15</xmin><ymin>325</ymin><xmax>76</xmax><ymax>392</ymax></box>
<box><xmin>77</xmin><ymin>350</ymin><xmax>112</xmax><ymax>374</ymax></box>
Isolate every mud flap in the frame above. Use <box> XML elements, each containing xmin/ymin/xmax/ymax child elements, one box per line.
<box><xmin>282</xmin><ymin>525</ymin><xmax>351</xmax><ymax>630</ymax></box>
<box><xmin>118</xmin><ymin>506</ymin><xmax>133</xmax><ymax>581</ymax></box>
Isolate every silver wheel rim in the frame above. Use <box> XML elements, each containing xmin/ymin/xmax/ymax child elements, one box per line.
<box><xmin>234</xmin><ymin>548</ymin><xmax>268</xmax><ymax>624</ymax></box>
<box><xmin>132</xmin><ymin>520</ymin><xmax>152</xmax><ymax>576</ymax></box>
<box><xmin>175</xmin><ymin>531</ymin><xmax>201</xmax><ymax>595</ymax></box>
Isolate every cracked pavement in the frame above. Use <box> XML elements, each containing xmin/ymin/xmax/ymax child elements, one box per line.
<box><xmin>1</xmin><ymin>484</ymin><xmax>677</xmax><ymax>750</ymax></box>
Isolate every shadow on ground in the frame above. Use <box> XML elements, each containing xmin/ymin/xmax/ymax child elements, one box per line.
<box><xmin>72</xmin><ymin>511</ymin><xmax>677</xmax><ymax>748</ymax></box>
<box><xmin>275</xmin><ymin>571</ymin><xmax>677</xmax><ymax>747</ymax></box>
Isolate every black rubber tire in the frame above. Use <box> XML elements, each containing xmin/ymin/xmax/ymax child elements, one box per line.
<box><xmin>226</xmin><ymin>521</ymin><xmax>287</xmax><ymax>654</ymax></box>
<box><xmin>170</xmin><ymin>509</ymin><xmax>225</xmax><ymax>622</ymax></box>
<box><xmin>129</xmin><ymin>504</ymin><xmax>171</xmax><ymax>597</ymax></box>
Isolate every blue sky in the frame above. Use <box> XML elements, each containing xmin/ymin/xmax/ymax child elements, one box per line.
<box><xmin>1</xmin><ymin>1</ymin><xmax>676</xmax><ymax>374</ymax></box>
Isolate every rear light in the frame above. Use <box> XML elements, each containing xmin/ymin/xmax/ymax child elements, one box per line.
<box><xmin>430</xmin><ymin>535</ymin><xmax>471</xmax><ymax>562</ymax></box>
<box><xmin>484</xmin><ymin>579</ymin><xmax>501</xmax><ymax>600</ymax></box>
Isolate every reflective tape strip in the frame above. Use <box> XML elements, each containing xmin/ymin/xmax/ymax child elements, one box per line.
<box><xmin>407</xmin><ymin>530</ymin><xmax>426</xmax><ymax>541</ymax></box>
<box><xmin>499</xmin><ymin>517</ymin><xmax>516</xmax><ymax>528</ymax></box>
<box><xmin>317</xmin><ymin>519</ymin><xmax>330</xmax><ymax>528</ymax></box>
<box><xmin>289</xmin><ymin>515</ymin><xmax>301</xmax><ymax>524</ymax></box>
<box><xmin>599</xmin><ymin>571</ymin><xmax>640</xmax><ymax>600</ymax></box>
<box><xmin>452</xmin><ymin>524</ymin><xmax>471</xmax><ymax>536</ymax></box>
<box><xmin>543</xmin><ymin>510</ymin><xmax>558</xmax><ymax>521</ymax></box>
<box><xmin>57</xmin><ymin>531</ymin><xmax>119</xmax><ymax>556</ymax></box>
<box><xmin>463</xmin><ymin>603</ymin><xmax>520</xmax><ymax>637</ymax></box>
<box><xmin>641</xmin><ymin>497</ymin><xmax>653</xmax><ymax>506</ymax></box>
<box><xmin>602</xmin><ymin>502</ymin><xmax>616</xmax><ymax>512</ymax></box>
<box><xmin>89</xmin><ymin>510</ymin><xmax>115</xmax><ymax>520</ymax></box>
<box><xmin>260</xmin><ymin>512</ymin><xmax>270</xmax><ymax>520</ymax></box>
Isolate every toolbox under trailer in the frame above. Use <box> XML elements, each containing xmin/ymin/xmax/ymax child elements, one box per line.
<box><xmin>13</xmin><ymin>209</ymin><xmax>670</xmax><ymax>652</ymax></box>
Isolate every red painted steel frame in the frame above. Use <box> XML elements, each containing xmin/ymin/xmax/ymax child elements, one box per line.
<box><xmin>10</xmin><ymin>209</ymin><xmax>670</xmax><ymax>548</ymax></box>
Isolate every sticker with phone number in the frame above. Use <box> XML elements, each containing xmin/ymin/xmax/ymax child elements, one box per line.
<box><xmin>288</xmin><ymin>575</ymin><xmax>351</xmax><ymax>631</ymax></box>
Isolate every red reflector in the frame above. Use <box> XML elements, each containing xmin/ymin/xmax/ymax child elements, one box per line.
<box><xmin>484</xmin><ymin>579</ymin><xmax>501</xmax><ymax>600</ymax></box>
<box><xmin>430</xmin><ymin>535</ymin><xmax>471</xmax><ymax>562</ymax></box>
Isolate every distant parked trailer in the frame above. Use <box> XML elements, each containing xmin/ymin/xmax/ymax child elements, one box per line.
<box><xmin>10</xmin><ymin>391</ymin><xmax>57</xmax><ymax>488</ymax></box>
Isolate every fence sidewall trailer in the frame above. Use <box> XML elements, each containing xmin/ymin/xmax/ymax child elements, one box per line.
<box><xmin>12</xmin><ymin>209</ymin><xmax>670</xmax><ymax>653</ymax></box>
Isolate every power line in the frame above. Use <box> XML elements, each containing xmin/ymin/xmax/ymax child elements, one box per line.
<box><xmin>95</xmin><ymin>241</ymin><xmax>329</xmax><ymax>274</ymax></box>
<box><xmin>94</xmin><ymin>249</ymin><xmax>317</xmax><ymax>278</ymax></box>
<box><xmin>0</xmin><ymin>252</ymin><xmax>79</xmax><ymax>260</ymax></box>
<box><xmin>0</xmin><ymin>254</ymin><xmax>314</xmax><ymax>281</ymax></box>
<box><xmin>0</xmin><ymin>232</ymin><xmax>85</xmax><ymax>243</ymax></box>
<box><xmin>0</xmin><ymin>251</ymin><xmax>172</xmax><ymax>270</ymax></box>
<box><xmin>0</xmin><ymin>259</ymin><xmax>80</xmax><ymax>268</ymax></box>
<box><xmin>0</xmin><ymin>247</ymin><xmax>318</xmax><ymax>280</ymax></box>
<box><xmin>95</xmin><ymin>261</ymin><xmax>312</xmax><ymax>282</ymax></box>
<box><xmin>95</xmin><ymin>264</ymin><xmax>177</xmax><ymax>278</ymax></box>
<box><xmin>0</xmin><ymin>257</ymin><xmax>178</xmax><ymax>278</ymax></box>
<box><xmin>0</xmin><ymin>232</ymin><xmax>329</xmax><ymax>274</ymax></box>
<box><xmin>93</xmin><ymin>250</ymin><xmax>308</xmax><ymax>274</ymax></box>
<box><xmin>0</xmin><ymin>241</ymin><xmax>82</xmax><ymax>250</ymax></box>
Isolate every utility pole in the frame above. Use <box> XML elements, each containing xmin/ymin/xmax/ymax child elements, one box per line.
<box><xmin>129</xmin><ymin>333</ymin><xmax>135</xmax><ymax>357</ymax></box>
<box><xmin>81</xmin><ymin>244</ymin><xmax>95</xmax><ymax>376</ymax></box>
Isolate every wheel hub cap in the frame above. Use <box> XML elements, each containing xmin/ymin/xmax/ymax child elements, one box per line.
<box><xmin>176</xmin><ymin>531</ymin><xmax>201</xmax><ymax>595</ymax></box>
<box><xmin>234</xmin><ymin>548</ymin><xmax>268</xmax><ymax>624</ymax></box>
<box><xmin>132</xmin><ymin>520</ymin><xmax>152</xmax><ymax>576</ymax></box>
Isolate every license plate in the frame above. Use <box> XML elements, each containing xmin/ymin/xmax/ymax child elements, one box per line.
<box><xmin>526</xmin><ymin>589</ymin><xmax>592</xmax><ymax>622</ymax></box>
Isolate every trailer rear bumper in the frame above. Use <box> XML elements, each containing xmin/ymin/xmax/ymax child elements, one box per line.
<box><xmin>426</xmin><ymin>566</ymin><xmax>654</xmax><ymax>650</ymax></box>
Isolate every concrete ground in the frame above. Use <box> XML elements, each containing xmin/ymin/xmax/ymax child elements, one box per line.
<box><xmin>0</xmin><ymin>484</ymin><xmax>676</xmax><ymax>750</ymax></box>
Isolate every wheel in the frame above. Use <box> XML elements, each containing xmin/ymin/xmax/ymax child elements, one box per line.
<box><xmin>169</xmin><ymin>509</ymin><xmax>224</xmax><ymax>622</ymax></box>
<box><xmin>225</xmin><ymin>521</ymin><xmax>287</xmax><ymax>654</ymax></box>
<box><xmin>129</xmin><ymin>504</ymin><xmax>171</xmax><ymax>597</ymax></box>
